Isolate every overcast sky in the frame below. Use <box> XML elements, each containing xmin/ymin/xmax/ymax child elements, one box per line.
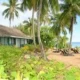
<box><xmin>0</xmin><ymin>0</ymin><xmax>80</xmax><ymax>42</ymax></box>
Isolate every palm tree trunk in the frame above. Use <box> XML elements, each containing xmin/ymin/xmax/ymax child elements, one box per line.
<box><xmin>37</xmin><ymin>0</ymin><xmax>47</xmax><ymax>60</ymax></box>
<box><xmin>69</xmin><ymin>17</ymin><xmax>74</xmax><ymax>48</ymax></box>
<box><xmin>32</xmin><ymin>8</ymin><xmax>36</xmax><ymax>45</ymax></box>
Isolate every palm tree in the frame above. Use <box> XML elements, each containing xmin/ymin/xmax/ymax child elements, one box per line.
<box><xmin>50</xmin><ymin>13</ymin><xmax>68</xmax><ymax>49</ymax></box>
<box><xmin>31</xmin><ymin>0</ymin><xmax>37</xmax><ymax>45</ymax></box>
<box><xmin>48</xmin><ymin>0</ymin><xmax>59</xmax><ymax>14</ymax></box>
<box><xmin>37</xmin><ymin>0</ymin><xmax>59</xmax><ymax>44</ymax></box>
<box><xmin>2</xmin><ymin>0</ymin><xmax>20</xmax><ymax>27</ymax></box>
<box><xmin>16</xmin><ymin>22</ymin><xmax>31</xmax><ymax>35</ymax></box>
<box><xmin>36</xmin><ymin>0</ymin><xmax>59</xmax><ymax>59</ymax></box>
<box><xmin>21</xmin><ymin>0</ymin><xmax>59</xmax><ymax>45</ymax></box>
<box><xmin>37</xmin><ymin>0</ymin><xmax>47</xmax><ymax>60</ymax></box>
<box><xmin>59</xmin><ymin>0</ymin><xmax>80</xmax><ymax>47</ymax></box>
<box><xmin>37</xmin><ymin>0</ymin><xmax>59</xmax><ymax>38</ymax></box>
<box><xmin>23</xmin><ymin>18</ymin><xmax>33</xmax><ymax>35</ymax></box>
<box><xmin>21</xmin><ymin>0</ymin><xmax>37</xmax><ymax>45</ymax></box>
<box><xmin>21</xmin><ymin>0</ymin><xmax>59</xmax><ymax>59</ymax></box>
<box><xmin>23</xmin><ymin>18</ymin><xmax>37</xmax><ymax>35</ymax></box>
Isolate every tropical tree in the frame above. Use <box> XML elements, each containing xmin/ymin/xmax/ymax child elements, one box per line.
<box><xmin>21</xmin><ymin>0</ymin><xmax>37</xmax><ymax>45</ymax></box>
<box><xmin>16</xmin><ymin>23</ymin><xmax>31</xmax><ymax>35</ymax></box>
<box><xmin>41</xmin><ymin>26</ymin><xmax>55</xmax><ymax>47</ymax></box>
<box><xmin>36</xmin><ymin>0</ymin><xmax>59</xmax><ymax>59</ymax></box>
<box><xmin>50</xmin><ymin>14</ymin><xmax>62</xmax><ymax>36</ymax></box>
<box><xmin>50</xmin><ymin>13</ymin><xmax>68</xmax><ymax>49</ymax></box>
<box><xmin>58</xmin><ymin>35</ymin><xmax>68</xmax><ymax>49</ymax></box>
<box><xmin>23</xmin><ymin>18</ymin><xmax>33</xmax><ymax>35</ymax></box>
<box><xmin>21</xmin><ymin>0</ymin><xmax>59</xmax><ymax>46</ymax></box>
<box><xmin>21</xmin><ymin>0</ymin><xmax>59</xmax><ymax>59</ymax></box>
<box><xmin>59</xmin><ymin>0</ymin><xmax>80</xmax><ymax>47</ymax></box>
<box><xmin>37</xmin><ymin>0</ymin><xmax>45</xmax><ymax>59</ymax></box>
<box><xmin>37</xmin><ymin>0</ymin><xmax>59</xmax><ymax>45</ymax></box>
<box><xmin>23</xmin><ymin>18</ymin><xmax>37</xmax><ymax>35</ymax></box>
<box><xmin>2</xmin><ymin>0</ymin><xmax>20</xmax><ymax>27</ymax></box>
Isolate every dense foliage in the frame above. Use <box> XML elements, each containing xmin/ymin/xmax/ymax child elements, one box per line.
<box><xmin>40</xmin><ymin>26</ymin><xmax>55</xmax><ymax>47</ymax></box>
<box><xmin>0</xmin><ymin>46</ymin><xmax>80</xmax><ymax>80</ymax></box>
<box><xmin>17</xmin><ymin>24</ymin><xmax>68</xmax><ymax>48</ymax></box>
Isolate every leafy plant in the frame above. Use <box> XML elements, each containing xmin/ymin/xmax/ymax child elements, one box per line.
<box><xmin>0</xmin><ymin>46</ymin><xmax>80</xmax><ymax>80</ymax></box>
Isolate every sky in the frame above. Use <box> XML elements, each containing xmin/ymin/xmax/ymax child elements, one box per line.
<box><xmin>71</xmin><ymin>16</ymin><xmax>80</xmax><ymax>42</ymax></box>
<box><xmin>0</xmin><ymin>0</ymin><xmax>80</xmax><ymax>42</ymax></box>
<box><xmin>0</xmin><ymin>0</ymin><xmax>34</xmax><ymax>26</ymax></box>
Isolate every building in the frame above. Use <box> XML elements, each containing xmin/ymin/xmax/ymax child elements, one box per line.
<box><xmin>0</xmin><ymin>25</ymin><xmax>32</xmax><ymax>47</ymax></box>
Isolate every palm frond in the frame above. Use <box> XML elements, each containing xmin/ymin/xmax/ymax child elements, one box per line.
<box><xmin>2</xmin><ymin>8</ymin><xmax>9</xmax><ymax>16</ymax></box>
<box><xmin>2</xmin><ymin>3</ymin><xmax>10</xmax><ymax>7</ymax></box>
<box><xmin>21</xmin><ymin>0</ymin><xmax>29</xmax><ymax>11</ymax></box>
<box><xmin>15</xmin><ymin>10</ymin><xmax>19</xmax><ymax>17</ymax></box>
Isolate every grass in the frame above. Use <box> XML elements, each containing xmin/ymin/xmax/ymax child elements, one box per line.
<box><xmin>0</xmin><ymin>45</ymin><xmax>80</xmax><ymax>80</ymax></box>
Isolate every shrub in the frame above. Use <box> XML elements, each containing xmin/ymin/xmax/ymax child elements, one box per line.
<box><xmin>0</xmin><ymin>46</ymin><xmax>80</xmax><ymax>80</ymax></box>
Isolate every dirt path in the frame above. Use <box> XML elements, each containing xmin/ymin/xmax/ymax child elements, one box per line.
<box><xmin>47</xmin><ymin>49</ymin><xmax>80</xmax><ymax>68</ymax></box>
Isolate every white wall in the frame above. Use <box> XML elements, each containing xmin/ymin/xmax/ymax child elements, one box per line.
<box><xmin>16</xmin><ymin>38</ymin><xmax>27</xmax><ymax>47</ymax></box>
<box><xmin>21</xmin><ymin>39</ymin><xmax>25</xmax><ymax>45</ymax></box>
<box><xmin>16</xmin><ymin>38</ymin><xmax>21</xmax><ymax>47</ymax></box>
<box><xmin>25</xmin><ymin>39</ymin><xmax>27</xmax><ymax>44</ymax></box>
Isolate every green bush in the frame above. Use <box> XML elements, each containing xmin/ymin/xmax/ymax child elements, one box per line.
<box><xmin>21</xmin><ymin>44</ymin><xmax>41</xmax><ymax>54</ymax></box>
<box><xmin>0</xmin><ymin>46</ymin><xmax>80</xmax><ymax>80</ymax></box>
<box><xmin>64</xmin><ymin>67</ymin><xmax>80</xmax><ymax>80</ymax></box>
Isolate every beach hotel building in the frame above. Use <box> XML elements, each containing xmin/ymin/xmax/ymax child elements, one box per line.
<box><xmin>0</xmin><ymin>25</ymin><xmax>32</xmax><ymax>47</ymax></box>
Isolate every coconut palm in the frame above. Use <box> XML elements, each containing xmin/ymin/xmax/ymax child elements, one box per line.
<box><xmin>21</xmin><ymin>0</ymin><xmax>59</xmax><ymax>45</ymax></box>
<box><xmin>59</xmin><ymin>0</ymin><xmax>80</xmax><ymax>47</ymax></box>
<box><xmin>21</xmin><ymin>0</ymin><xmax>37</xmax><ymax>45</ymax></box>
<box><xmin>37</xmin><ymin>0</ymin><xmax>47</xmax><ymax>60</ymax></box>
<box><xmin>21</xmin><ymin>0</ymin><xmax>59</xmax><ymax>59</ymax></box>
<box><xmin>36</xmin><ymin>0</ymin><xmax>59</xmax><ymax>43</ymax></box>
<box><xmin>16</xmin><ymin>21</ymin><xmax>31</xmax><ymax>36</ymax></box>
<box><xmin>50</xmin><ymin>13</ymin><xmax>68</xmax><ymax>49</ymax></box>
<box><xmin>23</xmin><ymin>19</ymin><xmax>32</xmax><ymax>35</ymax></box>
<box><xmin>2</xmin><ymin>0</ymin><xmax>20</xmax><ymax>27</ymax></box>
<box><xmin>36</xmin><ymin>0</ymin><xmax>59</xmax><ymax>59</ymax></box>
<box><xmin>23</xmin><ymin>18</ymin><xmax>37</xmax><ymax>35</ymax></box>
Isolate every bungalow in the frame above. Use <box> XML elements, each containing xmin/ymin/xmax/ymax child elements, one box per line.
<box><xmin>0</xmin><ymin>25</ymin><xmax>32</xmax><ymax>47</ymax></box>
